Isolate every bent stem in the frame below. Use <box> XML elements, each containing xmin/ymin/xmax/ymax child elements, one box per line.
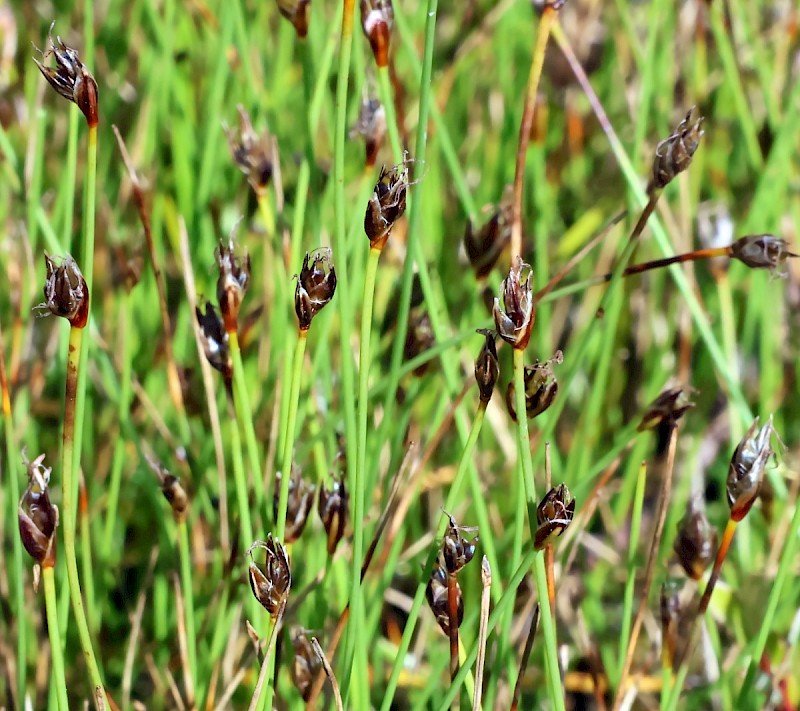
<box><xmin>43</xmin><ymin>565</ymin><xmax>69</xmax><ymax>711</ymax></box>
<box><xmin>512</xmin><ymin>347</ymin><xmax>565</xmax><ymax>710</ymax></box>
<box><xmin>63</xmin><ymin>325</ymin><xmax>107</xmax><ymax>708</ymax></box>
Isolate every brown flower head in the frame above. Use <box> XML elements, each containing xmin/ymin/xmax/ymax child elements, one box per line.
<box><xmin>474</xmin><ymin>329</ymin><xmax>499</xmax><ymax>403</ymax></box>
<box><xmin>294</xmin><ymin>248</ymin><xmax>337</xmax><ymax>331</ymax></box>
<box><xmin>18</xmin><ymin>453</ymin><xmax>58</xmax><ymax>568</ymax></box>
<box><xmin>216</xmin><ymin>238</ymin><xmax>251</xmax><ymax>332</ymax></box>
<box><xmin>506</xmin><ymin>350</ymin><xmax>563</xmax><ymax>421</ymax></box>
<box><xmin>33</xmin><ymin>26</ymin><xmax>98</xmax><ymax>126</ymax></box>
<box><xmin>730</xmin><ymin>234</ymin><xmax>798</xmax><ymax>276</ymax></box>
<box><xmin>248</xmin><ymin>535</ymin><xmax>292</xmax><ymax>617</ymax></box>
<box><xmin>426</xmin><ymin>560</ymin><xmax>463</xmax><ymax>636</ymax></box>
<box><xmin>145</xmin><ymin>453</ymin><xmax>189</xmax><ymax>523</ymax></box>
<box><xmin>226</xmin><ymin>105</ymin><xmax>275</xmax><ymax>197</ymax></box>
<box><xmin>38</xmin><ymin>254</ymin><xmax>89</xmax><ymax>328</ymax></box>
<box><xmin>727</xmin><ymin>416</ymin><xmax>775</xmax><ymax>522</ymax></box>
<box><xmin>637</xmin><ymin>386</ymin><xmax>694</xmax><ymax>432</ymax></box>
<box><xmin>276</xmin><ymin>0</ymin><xmax>311</xmax><ymax>37</ymax></box>
<box><xmin>318</xmin><ymin>477</ymin><xmax>348</xmax><ymax>555</ymax></box>
<box><xmin>195</xmin><ymin>302</ymin><xmax>232</xmax><ymax>380</ymax></box>
<box><xmin>493</xmin><ymin>258</ymin><xmax>535</xmax><ymax>350</ymax></box>
<box><xmin>441</xmin><ymin>513</ymin><xmax>478</xmax><ymax>577</ymax></box>
<box><xmin>650</xmin><ymin>108</ymin><xmax>704</xmax><ymax>191</ymax></box>
<box><xmin>464</xmin><ymin>200</ymin><xmax>512</xmax><ymax>279</ymax></box>
<box><xmin>291</xmin><ymin>630</ymin><xmax>321</xmax><ymax>701</ymax></box>
<box><xmin>535</xmin><ymin>483</ymin><xmax>575</xmax><ymax>550</ymax></box>
<box><xmin>673</xmin><ymin>502</ymin><xmax>717</xmax><ymax>580</ymax></box>
<box><xmin>360</xmin><ymin>0</ymin><xmax>393</xmax><ymax>67</ymax></box>
<box><xmin>404</xmin><ymin>309</ymin><xmax>435</xmax><ymax>376</ymax></box>
<box><xmin>351</xmin><ymin>98</ymin><xmax>387</xmax><ymax>168</ymax></box>
<box><xmin>364</xmin><ymin>161</ymin><xmax>409</xmax><ymax>249</ymax></box>
<box><xmin>273</xmin><ymin>468</ymin><xmax>315</xmax><ymax>544</ymax></box>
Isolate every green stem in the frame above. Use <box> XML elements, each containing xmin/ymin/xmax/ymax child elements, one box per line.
<box><xmin>63</xmin><ymin>326</ymin><xmax>107</xmax><ymax>708</ymax></box>
<box><xmin>512</xmin><ymin>347</ymin><xmax>565</xmax><ymax>710</ymax></box>
<box><xmin>178</xmin><ymin>517</ymin><xmax>197</xmax><ymax>689</ymax></box>
<box><xmin>228</xmin><ymin>387</ymin><xmax>254</xmax><ymax>547</ymax></box>
<box><xmin>376</xmin><ymin>66</ymin><xmax>403</xmax><ymax>161</ymax></box>
<box><xmin>43</xmin><ymin>565</ymin><xmax>70</xmax><ymax>711</ymax></box>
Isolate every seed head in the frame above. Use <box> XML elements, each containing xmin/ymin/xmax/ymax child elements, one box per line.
<box><xmin>351</xmin><ymin>98</ymin><xmax>387</xmax><ymax>168</ymax></box>
<box><xmin>318</xmin><ymin>477</ymin><xmax>348</xmax><ymax>555</ymax></box>
<box><xmin>506</xmin><ymin>350</ymin><xmax>563</xmax><ymax>421</ymax></box>
<box><xmin>294</xmin><ymin>248</ymin><xmax>337</xmax><ymax>331</ymax></box>
<box><xmin>33</xmin><ymin>26</ymin><xmax>98</xmax><ymax>127</ymax></box>
<box><xmin>441</xmin><ymin>514</ymin><xmax>478</xmax><ymax>577</ymax></box>
<box><xmin>276</xmin><ymin>0</ymin><xmax>311</xmax><ymax>37</ymax></box>
<box><xmin>38</xmin><ymin>254</ymin><xmax>89</xmax><ymax>328</ymax></box>
<box><xmin>464</xmin><ymin>201</ymin><xmax>512</xmax><ymax>279</ymax></box>
<box><xmin>273</xmin><ymin>468</ymin><xmax>315</xmax><ymax>544</ymax></box>
<box><xmin>18</xmin><ymin>453</ymin><xmax>58</xmax><ymax>568</ymax></box>
<box><xmin>474</xmin><ymin>329</ymin><xmax>499</xmax><ymax>403</ymax></box>
<box><xmin>216</xmin><ymin>238</ymin><xmax>251</xmax><ymax>332</ymax></box>
<box><xmin>650</xmin><ymin>107</ymin><xmax>704</xmax><ymax>191</ymax></box>
<box><xmin>404</xmin><ymin>309</ymin><xmax>435</xmax><ymax>376</ymax></box>
<box><xmin>727</xmin><ymin>416</ymin><xmax>775</xmax><ymax>522</ymax></box>
<box><xmin>729</xmin><ymin>234</ymin><xmax>798</xmax><ymax>276</ymax></box>
<box><xmin>673</xmin><ymin>502</ymin><xmax>717</xmax><ymax>580</ymax></box>
<box><xmin>426</xmin><ymin>560</ymin><xmax>463</xmax><ymax>636</ymax></box>
<box><xmin>145</xmin><ymin>453</ymin><xmax>189</xmax><ymax>523</ymax></box>
<box><xmin>360</xmin><ymin>0</ymin><xmax>393</xmax><ymax>67</ymax></box>
<box><xmin>364</xmin><ymin>162</ymin><xmax>409</xmax><ymax>249</ymax></box>
<box><xmin>248</xmin><ymin>535</ymin><xmax>292</xmax><ymax>617</ymax></box>
<box><xmin>291</xmin><ymin>631</ymin><xmax>321</xmax><ymax>701</ymax></box>
<box><xmin>195</xmin><ymin>302</ymin><xmax>232</xmax><ymax>380</ymax></box>
<box><xmin>493</xmin><ymin>258</ymin><xmax>535</xmax><ymax>350</ymax></box>
<box><xmin>226</xmin><ymin>105</ymin><xmax>275</xmax><ymax>198</ymax></box>
<box><xmin>535</xmin><ymin>483</ymin><xmax>575</xmax><ymax>550</ymax></box>
<box><xmin>637</xmin><ymin>386</ymin><xmax>694</xmax><ymax>432</ymax></box>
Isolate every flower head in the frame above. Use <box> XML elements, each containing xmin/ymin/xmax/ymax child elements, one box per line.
<box><xmin>673</xmin><ymin>502</ymin><xmax>717</xmax><ymax>580</ymax></box>
<box><xmin>650</xmin><ymin>107</ymin><xmax>704</xmax><ymax>191</ymax></box>
<box><xmin>727</xmin><ymin>416</ymin><xmax>775</xmax><ymax>521</ymax></box>
<box><xmin>426</xmin><ymin>560</ymin><xmax>463</xmax><ymax>636</ymax></box>
<box><xmin>506</xmin><ymin>350</ymin><xmax>563</xmax><ymax>421</ymax></box>
<box><xmin>318</xmin><ymin>477</ymin><xmax>348</xmax><ymax>555</ymax></box>
<box><xmin>273</xmin><ymin>468</ymin><xmax>315</xmax><ymax>544</ymax></box>
<box><xmin>360</xmin><ymin>0</ymin><xmax>393</xmax><ymax>67</ymax></box>
<box><xmin>729</xmin><ymin>234</ymin><xmax>798</xmax><ymax>276</ymax></box>
<box><xmin>404</xmin><ymin>309</ymin><xmax>435</xmax><ymax>376</ymax></box>
<box><xmin>493</xmin><ymin>258</ymin><xmax>535</xmax><ymax>350</ymax></box>
<box><xmin>216</xmin><ymin>238</ymin><xmax>251</xmax><ymax>332</ymax></box>
<box><xmin>464</xmin><ymin>200</ymin><xmax>512</xmax><ymax>279</ymax></box>
<box><xmin>38</xmin><ymin>254</ymin><xmax>89</xmax><ymax>328</ymax></box>
<box><xmin>276</xmin><ymin>0</ymin><xmax>311</xmax><ymax>38</ymax></box>
<box><xmin>18</xmin><ymin>453</ymin><xmax>58</xmax><ymax>568</ymax></box>
<box><xmin>364</xmin><ymin>162</ymin><xmax>409</xmax><ymax>249</ymax></box>
<box><xmin>195</xmin><ymin>302</ymin><xmax>232</xmax><ymax>380</ymax></box>
<box><xmin>441</xmin><ymin>514</ymin><xmax>478</xmax><ymax>577</ymax></box>
<box><xmin>145</xmin><ymin>453</ymin><xmax>189</xmax><ymax>523</ymax></box>
<box><xmin>351</xmin><ymin>98</ymin><xmax>387</xmax><ymax>168</ymax></box>
<box><xmin>474</xmin><ymin>329</ymin><xmax>499</xmax><ymax>403</ymax></box>
<box><xmin>535</xmin><ymin>483</ymin><xmax>575</xmax><ymax>550</ymax></box>
<box><xmin>226</xmin><ymin>105</ymin><xmax>275</xmax><ymax>197</ymax></box>
<box><xmin>295</xmin><ymin>248</ymin><xmax>337</xmax><ymax>331</ymax></box>
<box><xmin>637</xmin><ymin>386</ymin><xmax>694</xmax><ymax>432</ymax></box>
<box><xmin>291</xmin><ymin>631</ymin><xmax>321</xmax><ymax>701</ymax></box>
<box><xmin>248</xmin><ymin>535</ymin><xmax>292</xmax><ymax>617</ymax></box>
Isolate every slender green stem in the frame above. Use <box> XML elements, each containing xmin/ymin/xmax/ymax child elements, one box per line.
<box><xmin>376</xmin><ymin>66</ymin><xmax>403</xmax><ymax>161</ymax></box>
<box><xmin>79</xmin><ymin>490</ymin><xmax>97</xmax><ymax>634</ymax></box>
<box><xmin>63</xmin><ymin>106</ymin><xmax>79</xmax><ymax>253</ymax></box>
<box><xmin>43</xmin><ymin>565</ymin><xmax>69</xmax><ymax>711</ymax></box>
<box><xmin>228</xmin><ymin>387</ymin><xmax>254</xmax><ymax>547</ymax></box>
<box><xmin>63</xmin><ymin>326</ymin><xmax>107</xmax><ymax>708</ymax></box>
<box><xmin>250</xmin><ymin>602</ymin><xmax>286</xmax><ymax>711</ymax></box>
<box><xmin>178</xmin><ymin>518</ymin><xmax>197</xmax><ymax>688</ymax></box>
<box><xmin>512</xmin><ymin>347</ymin><xmax>565</xmax><ymax>710</ymax></box>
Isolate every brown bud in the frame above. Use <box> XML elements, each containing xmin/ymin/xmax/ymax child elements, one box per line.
<box><xmin>441</xmin><ymin>514</ymin><xmax>478</xmax><ymax>576</ymax></box>
<box><xmin>535</xmin><ymin>483</ymin><xmax>575</xmax><ymax>550</ymax></box>
<box><xmin>273</xmin><ymin>468</ymin><xmax>315</xmax><ymax>544</ymax></box>
<box><xmin>195</xmin><ymin>302</ymin><xmax>232</xmax><ymax>380</ymax></box>
<box><xmin>637</xmin><ymin>386</ymin><xmax>694</xmax><ymax>432</ymax></box>
<box><xmin>318</xmin><ymin>477</ymin><xmax>348</xmax><ymax>555</ymax></box>
<box><xmin>474</xmin><ymin>329</ymin><xmax>499</xmax><ymax>403</ymax></box>
<box><xmin>294</xmin><ymin>248</ymin><xmax>337</xmax><ymax>331</ymax></box>
<box><xmin>650</xmin><ymin>107</ymin><xmax>704</xmax><ymax>191</ymax></box>
<box><xmin>145</xmin><ymin>453</ymin><xmax>190</xmax><ymax>522</ymax></box>
<box><xmin>248</xmin><ymin>535</ymin><xmax>292</xmax><ymax>617</ymax></box>
<box><xmin>360</xmin><ymin>0</ymin><xmax>393</xmax><ymax>67</ymax></box>
<box><xmin>426</xmin><ymin>560</ymin><xmax>463</xmax><ymax>636</ymax></box>
<box><xmin>727</xmin><ymin>416</ymin><xmax>775</xmax><ymax>522</ymax></box>
<box><xmin>276</xmin><ymin>0</ymin><xmax>311</xmax><ymax>38</ymax></box>
<box><xmin>226</xmin><ymin>105</ymin><xmax>275</xmax><ymax>198</ymax></box>
<box><xmin>33</xmin><ymin>26</ymin><xmax>98</xmax><ymax>127</ymax></box>
<box><xmin>729</xmin><ymin>234</ymin><xmax>798</xmax><ymax>275</ymax></box>
<box><xmin>404</xmin><ymin>309</ymin><xmax>435</xmax><ymax>376</ymax></box>
<box><xmin>493</xmin><ymin>258</ymin><xmax>535</xmax><ymax>350</ymax></box>
<box><xmin>18</xmin><ymin>453</ymin><xmax>58</xmax><ymax>568</ymax></box>
<box><xmin>216</xmin><ymin>239</ymin><xmax>251</xmax><ymax>332</ymax></box>
<box><xmin>364</xmin><ymin>162</ymin><xmax>409</xmax><ymax>249</ymax></box>
<box><xmin>351</xmin><ymin>98</ymin><xmax>387</xmax><ymax>168</ymax></box>
<box><xmin>673</xmin><ymin>502</ymin><xmax>717</xmax><ymax>580</ymax></box>
<box><xmin>37</xmin><ymin>254</ymin><xmax>89</xmax><ymax>328</ymax></box>
<box><xmin>464</xmin><ymin>201</ymin><xmax>512</xmax><ymax>279</ymax></box>
<box><xmin>505</xmin><ymin>351</ymin><xmax>563</xmax><ymax>421</ymax></box>
<box><xmin>291</xmin><ymin>630</ymin><xmax>321</xmax><ymax>701</ymax></box>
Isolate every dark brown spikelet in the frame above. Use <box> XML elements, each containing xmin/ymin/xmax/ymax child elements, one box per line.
<box><xmin>364</xmin><ymin>162</ymin><xmax>409</xmax><ymax>249</ymax></box>
<box><xmin>404</xmin><ymin>309</ymin><xmax>435</xmax><ymax>376</ymax></box>
<box><xmin>291</xmin><ymin>631</ymin><xmax>322</xmax><ymax>701</ymax></box>
<box><xmin>216</xmin><ymin>239</ymin><xmax>251</xmax><ymax>332</ymax></box>
<box><xmin>273</xmin><ymin>468</ymin><xmax>315</xmax><ymax>544</ymax></box>
<box><xmin>673</xmin><ymin>502</ymin><xmax>717</xmax><ymax>580</ymax></box>
<box><xmin>441</xmin><ymin>514</ymin><xmax>478</xmax><ymax>577</ymax></box>
<box><xmin>195</xmin><ymin>302</ymin><xmax>232</xmax><ymax>380</ymax></box>
<box><xmin>474</xmin><ymin>329</ymin><xmax>499</xmax><ymax>403</ymax></box>
<box><xmin>18</xmin><ymin>453</ymin><xmax>58</xmax><ymax>568</ymax></box>
<box><xmin>535</xmin><ymin>484</ymin><xmax>575</xmax><ymax>550</ymax></box>
<box><xmin>360</xmin><ymin>0</ymin><xmax>393</xmax><ymax>67</ymax></box>
<box><xmin>294</xmin><ymin>248</ymin><xmax>337</xmax><ymax>331</ymax></box>
<box><xmin>426</xmin><ymin>560</ymin><xmax>464</xmax><ymax>636</ymax></box>
<box><xmin>248</xmin><ymin>535</ymin><xmax>292</xmax><ymax>617</ymax></box>
<box><xmin>727</xmin><ymin>416</ymin><xmax>775</xmax><ymax>522</ymax></box>
<box><xmin>464</xmin><ymin>201</ymin><xmax>512</xmax><ymax>279</ymax></box>
<box><xmin>351</xmin><ymin>98</ymin><xmax>387</xmax><ymax>168</ymax></box>
<box><xmin>318</xmin><ymin>477</ymin><xmax>348</xmax><ymax>555</ymax></box>
<box><xmin>33</xmin><ymin>27</ymin><xmax>98</xmax><ymax>126</ymax></box>
<box><xmin>38</xmin><ymin>254</ymin><xmax>89</xmax><ymax>328</ymax></box>
<box><xmin>276</xmin><ymin>0</ymin><xmax>311</xmax><ymax>37</ymax></box>
<box><xmin>493</xmin><ymin>258</ymin><xmax>535</xmax><ymax>350</ymax></box>
<box><xmin>650</xmin><ymin>107</ymin><xmax>704</xmax><ymax>191</ymax></box>
<box><xmin>506</xmin><ymin>351</ymin><xmax>563</xmax><ymax>421</ymax></box>
<box><xmin>637</xmin><ymin>386</ymin><xmax>694</xmax><ymax>432</ymax></box>
<box><xmin>729</xmin><ymin>234</ymin><xmax>798</xmax><ymax>275</ymax></box>
<box><xmin>226</xmin><ymin>105</ymin><xmax>274</xmax><ymax>197</ymax></box>
<box><xmin>145</xmin><ymin>453</ymin><xmax>190</xmax><ymax>523</ymax></box>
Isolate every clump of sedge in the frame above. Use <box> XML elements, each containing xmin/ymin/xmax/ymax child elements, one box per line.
<box><xmin>493</xmin><ymin>258</ymin><xmax>535</xmax><ymax>350</ymax></box>
<box><xmin>727</xmin><ymin>416</ymin><xmax>775</xmax><ymax>522</ymax></box>
<box><xmin>38</xmin><ymin>254</ymin><xmax>89</xmax><ymax>328</ymax></box>
<box><xmin>33</xmin><ymin>25</ymin><xmax>98</xmax><ymax>127</ymax></box>
<box><xmin>145</xmin><ymin>453</ymin><xmax>189</xmax><ymax>523</ymax></box>
<box><xmin>506</xmin><ymin>350</ymin><xmax>563</xmax><ymax>421</ymax></box>
<box><xmin>216</xmin><ymin>238</ymin><xmax>251</xmax><ymax>332</ymax></box>
<box><xmin>18</xmin><ymin>453</ymin><xmax>59</xmax><ymax>570</ymax></box>
<box><xmin>365</xmin><ymin>161</ymin><xmax>409</xmax><ymax>250</ymax></box>
<box><xmin>226</xmin><ymin>105</ymin><xmax>275</xmax><ymax>198</ymax></box>
<box><xmin>474</xmin><ymin>329</ymin><xmax>499</xmax><ymax>404</ymax></box>
<box><xmin>649</xmin><ymin>107</ymin><xmax>704</xmax><ymax>192</ymax></box>
<box><xmin>294</xmin><ymin>248</ymin><xmax>337</xmax><ymax>331</ymax></box>
<box><xmin>248</xmin><ymin>535</ymin><xmax>292</xmax><ymax>617</ymax></box>
<box><xmin>276</xmin><ymin>0</ymin><xmax>311</xmax><ymax>38</ymax></box>
<box><xmin>273</xmin><ymin>467</ymin><xmax>315</xmax><ymax>544</ymax></box>
<box><xmin>534</xmin><ymin>483</ymin><xmax>575</xmax><ymax>550</ymax></box>
<box><xmin>729</xmin><ymin>234</ymin><xmax>798</xmax><ymax>276</ymax></box>
<box><xmin>351</xmin><ymin>98</ymin><xmax>387</xmax><ymax>168</ymax></box>
<box><xmin>673</xmin><ymin>501</ymin><xmax>717</xmax><ymax>581</ymax></box>
<box><xmin>360</xmin><ymin>0</ymin><xmax>393</xmax><ymax>67</ymax></box>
